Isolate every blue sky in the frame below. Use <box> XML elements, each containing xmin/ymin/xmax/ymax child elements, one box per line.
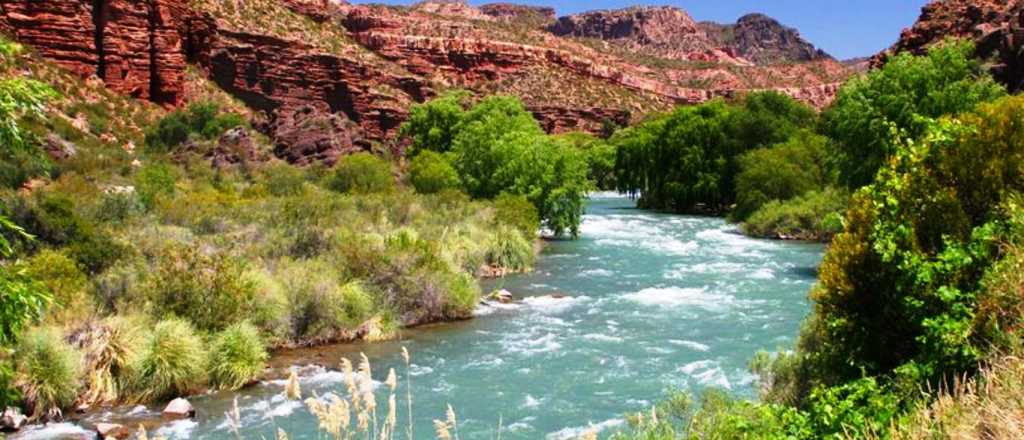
<box><xmin>352</xmin><ymin>0</ymin><xmax>930</xmax><ymax>59</ymax></box>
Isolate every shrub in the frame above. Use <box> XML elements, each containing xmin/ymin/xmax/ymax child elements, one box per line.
<box><xmin>201</xmin><ymin>113</ymin><xmax>245</xmax><ymax>139</ymax></box>
<box><xmin>15</xmin><ymin>327</ymin><xmax>82</xmax><ymax>419</ymax></box>
<box><xmin>69</xmin><ymin>316</ymin><xmax>144</xmax><ymax>405</ymax></box>
<box><xmin>259</xmin><ymin>162</ymin><xmax>308</xmax><ymax>197</ymax></box>
<box><xmin>23</xmin><ymin>249</ymin><xmax>90</xmax><ymax>322</ymax></box>
<box><xmin>133</xmin><ymin>318</ymin><xmax>206</xmax><ymax>400</ymax></box>
<box><xmin>145</xmin><ymin>245</ymin><xmax>257</xmax><ymax>332</ymax></box>
<box><xmin>135</xmin><ymin>162</ymin><xmax>177</xmax><ymax>210</ymax></box>
<box><xmin>328</xmin><ymin>152</ymin><xmax>394</xmax><ymax>194</ymax></box>
<box><xmin>742</xmin><ymin>188</ymin><xmax>849</xmax><ymax>241</ymax></box>
<box><xmin>144</xmin><ymin>101</ymin><xmax>246</xmax><ymax>153</ymax></box>
<box><xmin>493</xmin><ymin>193</ymin><xmax>540</xmax><ymax>239</ymax></box>
<box><xmin>409</xmin><ymin>150</ymin><xmax>460</xmax><ymax>194</ymax></box>
<box><xmin>732</xmin><ymin>131</ymin><xmax>831</xmax><ymax>222</ymax></box>
<box><xmin>93</xmin><ymin>189</ymin><xmax>143</xmax><ymax>224</ymax></box>
<box><xmin>277</xmin><ymin>259</ymin><xmax>374</xmax><ymax>342</ymax></box>
<box><xmin>0</xmin><ymin>214</ymin><xmax>52</xmax><ymax>346</ymax></box>
<box><xmin>483</xmin><ymin>225</ymin><xmax>533</xmax><ymax>272</ymax></box>
<box><xmin>144</xmin><ymin>111</ymin><xmax>190</xmax><ymax>153</ymax></box>
<box><xmin>15</xmin><ymin>194</ymin><xmax>122</xmax><ymax>273</ymax></box>
<box><xmin>208</xmin><ymin>321</ymin><xmax>268</xmax><ymax>390</ymax></box>
<box><xmin>824</xmin><ymin>39</ymin><xmax>1006</xmax><ymax>187</ymax></box>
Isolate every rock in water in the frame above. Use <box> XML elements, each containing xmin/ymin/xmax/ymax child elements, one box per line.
<box><xmin>0</xmin><ymin>407</ymin><xmax>27</xmax><ymax>431</ymax></box>
<box><xmin>489</xmin><ymin>289</ymin><xmax>515</xmax><ymax>303</ymax></box>
<box><xmin>162</xmin><ymin>398</ymin><xmax>195</xmax><ymax>418</ymax></box>
<box><xmin>96</xmin><ymin>422</ymin><xmax>130</xmax><ymax>439</ymax></box>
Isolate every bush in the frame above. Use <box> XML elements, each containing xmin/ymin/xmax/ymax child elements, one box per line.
<box><xmin>15</xmin><ymin>327</ymin><xmax>82</xmax><ymax>419</ymax></box>
<box><xmin>69</xmin><ymin>316</ymin><xmax>144</xmax><ymax>405</ymax></box>
<box><xmin>484</xmin><ymin>225</ymin><xmax>533</xmax><ymax>272</ymax></box>
<box><xmin>23</xmin><ymin>249</ymin><xmax>90</xmax><ymax>322</ymax></box>
<box><xmin>145</xmin><ymin>101</ymin><xmax>246</xmax><ymax>153</ymax></box>
<box><xmin>208</xmin><ymin>321</ymin><xmax>268</xmax><ymax>390</ymax></box>
<box><xmin>135</xmin><ymin>162</ymin><xmax>177</xmax><ymax>210</ymax></box>
<box><xmin>259</xmin><ymin>162</ymin><xmax>308</xmax><ymax>197</ymax></box>
<box><xmin>409</xmin><ymin>150</ymin><xmax>460</xmax><ymax>194</ymax></box>
<box><xmin>742</xmin><ymin>188</ymin><xmax>849</xmax><ymax>241</ymax></box>
<box><xmin>328</xmin><ymin>152</ymin><xmax>394</xmax><ymax>194</ymax></box>
<box><xmin>133</xmin><ymin>318</ymin><xmax>206</xmax><ymax>400</ymax></box>
<box><xmin>493</xmin><ymin>193</ymin><xmax>540</xmax><ymax>239</ymax></box>
<box><xmin>277</xmin><ymin>259</ymin><xmax>375</xmax><ymax>342</ymax></box>
<box><xmin>824</xmin><ymin>39</ymin><xmax>1006</xmax><ymax>187</ymax></box>
<box><xmin>15</xmin><ymin>194</ymin><xmax>122</xmax><ymax>273</ymax></box>
<box><xmin>145</xmin><ymin>245</ymin><xmax>258</xmax><ymax>332</ymax></box>
<box><xmin>732</xmin><ymin>131</ymin><xmax>831</xmax><ymax>222</ymax></box>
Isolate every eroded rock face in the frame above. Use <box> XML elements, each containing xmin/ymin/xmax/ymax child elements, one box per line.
<box><xmin>700</xmin><ymin>14</ymin><xmax>833</xmax><ymax>64</ymax></box>
<box><xmin>0</xmin><ymin>0</ymin><xmax>188</xmax><ymax>106</ymax></box>
<box><xmin>270</xmin><ymin>105</ymin><xmax>368</xmax><ymax>166</ymax></box>
<box><xmin>877</xmin><ymin>0</ymin><xmax>1024</xmax><ymax>91</ymax></box>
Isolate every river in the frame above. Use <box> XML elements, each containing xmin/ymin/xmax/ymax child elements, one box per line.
<box><xmin>15</xmin><ymin>193</ymin><xmax>823</xmax><ymax>440</ymax></box>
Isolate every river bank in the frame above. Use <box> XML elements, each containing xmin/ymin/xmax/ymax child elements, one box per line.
<box><xmin>11</xmin><ymin>194</ymin><xmax>824</xmax><ymax>440</ymax></box>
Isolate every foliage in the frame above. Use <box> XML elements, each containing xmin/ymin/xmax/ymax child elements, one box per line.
<box><xmin>328</xmin><ymin>152</ymin><xmax>395</xmax><ymax>194</ymax></box>
<box><xmin>0</xmin><ymin>39</ymin><xmax>58</xmax><ymax>188</ymax></box>
<box><xmin>400</xmin><ymin>95</ymin><xmax>589</xmax><ymax>238</ymax></box>
<box><xmin>742</xmin><ymin>188</ymin><xmax>849</xmax><ymax>241</ymax></box>
<box><xmin>23</xmin><ymin>249</ymin><xmax>90</xmax><ymax>322</ymax></box>
<box><xmin>408</xmin><ymin>150</ymin><xmax>460</xmax><ymax>194</ymax></box>
<box><xmin>732</xmin><ymin>131</ymin><xmax>831</xmax><ymax>222</ymax></box>
<box><xmin>772</xmin><ymin>95</ymin><xmax>1024</xmax><ymax>406</ymax></box>
<box><xmin>144</xmin><ymin>101</ymin><xmax>246</xmax><ymax>153</ymax></box>
<box><xmin>614</xmin><ymin>92</ymin><xmax>816</xmax><ymax>213</ymax></box>
<box><xmin>0</xmin><ymin>215</ymin><xmax>51</xmax><ymax>347</ymax></box>
<box><xmin>14</xmin><ymin>327</ymin><xmax>82</xmax><ymax>419</ymax></box>
<box><xmin>483</xmin><ymin>225</ymin><xmax>534</xmax><ymax>272</ymax></box>
<box><xmin>135</xmin><ymin>162</ymin><xmax>178</xmax><ymax>209</ymax></box>
<box><xmin>399</xmin><ymin>90</ymin><xmax>469</xmax><ymax>155</ymax></box>
<box><xmin>133</xmin><ymin>318</ymin><xmax>207</xmax><ymax>400</ymax></box>
<box><xmin>823</xmin><ymin>39</ymin><xmax>1006</xmax><ymax>188</ymax></box>
<box><xmin>145</xmin><ymin>245</ymin><xmax>258</xmax><ymax>332</ymax></box>
<box><xmin>492</xmin><ymin>193</ymin><xmax>540</xmax><ymax>240</ymax></box>
<box><xmin>208</xmin><ymin>321</ymin><xmax>268</xmax><ymax>390</ymax></box>
<box><xmin>555</xmin><ymin>132</ymin><xmax>618</xmax><ymax>190</ymax></box>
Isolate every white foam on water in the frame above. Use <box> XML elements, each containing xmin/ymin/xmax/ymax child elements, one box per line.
<box><xmin>523</xmin><ymin>394</ymin><xmax>542</xmax><ymax>408</ymax></box>
<box><xmin>504</xmin><ymin>332</ymin><xmax>563</xmax><ymax>355</ymax></box>
<box><xmin>749</xmin><ymin>268</ymin><xmax>776</xmax><ymax>280</ymax></box>
<box><xmin>584</xmin><ymin>216</ymin><xmax>699</xmax><ymax>256</ymax></box>
<box><xmin>579</xmin><ymin>268</ymin><xmax>613</xmax><ymax>277</ymax></box>
<box><xmin>10</xmin><ymin>423</ymin><xmax>93</xmax><ymax>440</ymax></box>
<box><xmin>678</xmin><ymin>359</ymin><xmax>717</xmax><ymax>375</ymax></box>
<box><xmin>522</xmin><ymin>295</ymin><xmax>589</xmax><ymax>314</ymax></box>
<box><xmin>409</xmin><ymin>364</ymin><xmax>434</xmax><ymax>377</ymax></box>
<box><xmin>583</xmin><ymin>333</ymin><xmax>624</xmax><ymax>343</ymax></box>
<box><xmin>669</xmin><ymin>339</ymin><xmax>711</xmax><ymax>352</ymax></box>
<box><xmin>264</xmin><ymin>399</ymin><xmax>303</xmax><ymax>419</ymax></box>
<box><xmin>695</xmin><ymin>225</ymin><xmax>771</xmax><ymax>257</ymax></box>
<box><xmin>678</xmin><ymin>360</ymin><xmax>731</xmax><ymax>389</ymax></box>
<box><xmin>156</xmin><ymin>419</ymin><xmax>198</xmax><ymax>439</ymax></box>
<box><xmin>665</xmin><ymin>261</ymin><xmax>746</xmax><ymax>279</ymax></box>
<box><xmin>547</xmin><ymin>418</ymin><xmax>625</xmax><ymax>440</ymax></box>
<box><xmin>621</xmin><ymin>287</ymin><xmax>738</xmax><ymax>313</ymax></box>
<box><xmin>474</xmin><ymin>301</ymin><xmax>521</xmax><ymax>316</ymax></box>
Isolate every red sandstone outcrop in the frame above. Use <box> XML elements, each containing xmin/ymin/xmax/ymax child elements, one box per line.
<box><xmin>877</xmin><ymin>0</ymin><xmax>1024</xmax><ymax>91</ymax></box>
<box><xmin>1</xmin><ymin>0</ymin><xmax>188</xmax><ymax>105</ymax></box>
<box><xmin>2</xmin><ymin>0</ymin><xmax>850</xmax><ymax>157</ymax></box>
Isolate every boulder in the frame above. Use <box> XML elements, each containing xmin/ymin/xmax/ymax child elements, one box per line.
<box><xmin>488</xmin><ymin>289</ymin><xmax>515</xmax><ymax>304</ymax></box>
<box><xmin>43</xmin><ymin>133</ymin><xmax>77</xmax><ymax>160</ymax></box>
<box><xmin>0</xmin><ymin>407</ymin><xmax>27</xmax><ymax>432</ymax></box>
<box><xmin>162</xmin><ymin>398</ymin><xmax>195</xmax><ymax>418</ymax></box>
<box><xmin>270</xmin><ymin>105</ymin><xmax>369</xmax><ymax>166</ymax></box>
<box><xmin>96</xmin><ymin>422</ymin><xmax>130</xmax><ymax>439</ymax></box>
<box><xmin>209</xmin><ymin>127</ymin><xmax>269</xmax><ymax>169</ymax></box>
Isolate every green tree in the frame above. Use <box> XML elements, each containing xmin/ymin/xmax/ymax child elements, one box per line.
<box><xmin>823</xmin><ymin>39</ymin><xmax>1006</xmax><ymax>188</ymax></box>
<box><xmin>732</xmin><ymin>131</ymin><xmax>831</xmax><ymax>222</ymax></box>
<box><xmin>408</xmin><ymin>150</ymin><xmax>460</xmax><ymax>194</ymax></box>
<box><xmin>614</xmin><ymin>92</ymin><xmax>815</xmax><ymax>213</ymax></box>
<box><xmin>0</xmin><ymin>38</ymin><xmax>58</xmax><ymax>188</ymax></box>
<box><xmin>779</xmin><ymin>95</ymin><xmax>1024</xmax><ymax>403</ymax></box>
<box><xmin>399</xmin><ymin>91</ymin><xmax>469</xmax><ymax>155</ymax></box>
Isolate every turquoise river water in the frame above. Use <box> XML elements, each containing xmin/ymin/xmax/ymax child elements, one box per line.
<box><xmin>15</xmin><ymin>193</ymin><xmax>823</xmax><ymax>440</ymax></box>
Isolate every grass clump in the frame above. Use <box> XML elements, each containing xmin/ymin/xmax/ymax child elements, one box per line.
<box><xmin>328</xmin><ymin>152</ymin><xmax>395</xmax><ymax>194</ymax></box>
<box><xmin>483</xmin><ymin>225</ymin><xmax>534</xmax><ymax>273</ymax></box>
<box><xmin>14</xmin><ymin>327</ymin><xmax>82</xmax><ymax>420</ymax></box>
<box><xmin>133</xmin><ymin>318</ymin><xmax>207</xmax><ymax>400</ymax></box>
<box><xmin>208</xmin><ymin>321</ymin><xmax>268</xmax><ymax>390</ymax></box>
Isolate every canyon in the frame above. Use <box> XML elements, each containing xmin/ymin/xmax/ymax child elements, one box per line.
<box><xmin>3</xmin><ymin>0</ymin><xmax>849</xmax><ymax>163</ymax></box>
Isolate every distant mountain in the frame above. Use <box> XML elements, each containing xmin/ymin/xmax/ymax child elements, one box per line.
<box><xmin>700</xmin><ymin>13</ymin><xmax>834</xmax><ymax>65</ymax></box>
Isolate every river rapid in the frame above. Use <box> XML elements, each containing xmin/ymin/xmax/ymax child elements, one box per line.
<box><xmin>15</xmin><ymin>193</ymin><xmax>823</xmax><ymax>440</ymax></box>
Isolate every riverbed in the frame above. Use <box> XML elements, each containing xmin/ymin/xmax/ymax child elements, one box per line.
<box><xmin>14</xmin><ymin>193</ymin><xmax>823</xmax><ymax>440</ymax></box>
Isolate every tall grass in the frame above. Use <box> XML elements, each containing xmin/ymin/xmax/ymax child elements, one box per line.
<box><xmin>208</xmin><ymin>321</ymin><xmax>268</xmax><ymax>391</ymax></box>
<box><xmin>14</xmin><ymin>327</ymin><xmax>82</xmax><ymax>420</ymax></box>
<box><xmin>132</xmin><ymin>318</ymin><xmax>207</xmax><ymax>401</ymax></box>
